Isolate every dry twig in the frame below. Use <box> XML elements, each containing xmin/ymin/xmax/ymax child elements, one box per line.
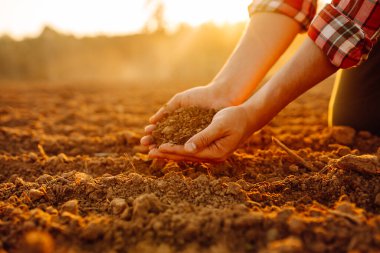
<box><xmin>272</xmin><ymin>136</ymin><xmax>316</xmax><ymax>171</ymax></box>
<box><xmin>37</xmin><ymin>144</ymin><xmax>49</xmax><ymax>160</ymax></box>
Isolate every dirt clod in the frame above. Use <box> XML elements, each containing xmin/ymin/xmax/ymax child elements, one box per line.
<box><xmin>335</xmin><ymin>154</ymin><xmax>380</xmax><ymax>174</ymax></box>
<box><xmin>132</xmin><ymin>193</ymin><xmax>163</xmax><ymax>219</ymax></box>
<box><xmin>61</xmin><ymin>199</ymin><xmax>79</xmax><ymax>215</ymax></box>
<box><xmin>29</xmin><ymin>189</ymin><xmax>45</xmax><ymax>201</ymax></box>
<box><xmin>330</xmin><ymin>126</ymin><xmax>356</xmax><ymax>145</ymax></box>
<box><xmin>152</xmin><ymin>106</ymin><xmax>217</xmax><ymax>145</ymax></box>
<box><xmin>110</xmin><ymin>198</ymin><xmax>127</xmax><ymax>215</ymax></box>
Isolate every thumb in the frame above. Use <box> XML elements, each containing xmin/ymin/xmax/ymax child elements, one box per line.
<box><xmin>184</xmin><ymin>121</ymin><xmax>223</xmax><ymax>153</ymax></box>
<box><xmin>149</xmin><ymin>97</ymin><xmax>180</xmax><ymax>124</ymax></box>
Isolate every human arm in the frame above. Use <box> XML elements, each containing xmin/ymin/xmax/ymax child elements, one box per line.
<box><xmin>147</xmin><ymin>0</ymin><xmax>380</xmax><ymax>160</ymax></box>
<box><xmin>150</xmin><ymin>37</ymin><xmax>338</xmax><ymax>161</ymax></box>
<box><xmin>141</xmin><ymin>12</ymin><xmax>301</xmax><ymax>147</ymax></box>
<box><xmin>209</xmin><ymin>12</ymin><xmax>301</xmax><ymax>105</ymax></box>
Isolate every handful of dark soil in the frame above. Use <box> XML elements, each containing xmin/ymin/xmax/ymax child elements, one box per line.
<box><xmin>152</xmin><ymin>106</ymin><xmax>217</xmax><ymax>146</ymax></box>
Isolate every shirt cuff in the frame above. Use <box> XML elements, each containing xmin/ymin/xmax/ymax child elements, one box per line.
<box><xmin>308</xmin><ymin>4</ymin><xmax>373</xmax><ymax>69</ymax></box>
<box><xmin>248</xmin><ymin>0</ymin><xmax>316</xmax><ymax>32</ymax></box>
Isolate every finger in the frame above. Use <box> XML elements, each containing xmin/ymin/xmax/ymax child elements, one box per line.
<box><xmin>186</xmin><ymin>139</ymin><xmax>230</xmax><ymax>161</ymax></box>
<box><xmin>160</xmin><ymin>140</ymin><xmax>228</xmax><ymax>161</ymax></box>
<box><xmin>140</xmin><ymin>135</ymin><xmax>154</xmax><ymax>146</ymax></box>
<box><xmin>158</xmin><ymin>140</ymin><xmax>229</xmax><ymax>162</ymax></box>
<box><xmin>158</xmin><ymin>143</ymin><xmax>186</xmax><ymax>154</ymax></box>
<box><xmin>144</xmin><ymin>124</ymin><xmax>156</xmax><ymax>134</ymax></box>
<box><xmin>184</xmin><ymin>120</ymin><xmax>225</xmax><ymax>154</ymax></box>
<box><xmin>148</xmin><ymin>149</ymin><xmax>203</xmax><ymax>162</ymax></box>
<box><xmin>149</xmin><ymin>107</ymin><xmax>166</xmax><ymax>124</ymax></box>
<box><xmin>149</xmin><ymin>96</ymin><xmax>181</xmax><ymax>124</ymax></box>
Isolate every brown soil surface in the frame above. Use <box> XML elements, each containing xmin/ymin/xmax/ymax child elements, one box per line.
<box><xmin>152</xmin><ymin>107</ymin><xmax>216</xmax><ymax>145</ymax></box>
<box><xmin>1</xmin><ymin>79</ymin><xmax>380</xmax><ymax>253</ymax></box>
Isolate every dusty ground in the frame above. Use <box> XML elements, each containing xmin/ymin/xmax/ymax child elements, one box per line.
<box><xmin>0</xmin><ymin>79</ymin><xmax>380</xmax><ymax>253</ymax></box>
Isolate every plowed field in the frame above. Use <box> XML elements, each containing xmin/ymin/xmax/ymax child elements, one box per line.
<box><xmin>1</xmin><ymin>79</ymin><xmax>380</xmax><ymax>253</ymax></box>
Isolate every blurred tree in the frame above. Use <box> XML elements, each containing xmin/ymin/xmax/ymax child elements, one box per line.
<box><xmin>143</xmin><ymin>0</ymin><xmax>166</xmax><ymax>34</ymax></box>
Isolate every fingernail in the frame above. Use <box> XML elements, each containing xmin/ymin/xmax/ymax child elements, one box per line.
<box><xmin>184</xmin><ymin>142</ymin><xmax>197</xmax><ymax>153</ymax></box>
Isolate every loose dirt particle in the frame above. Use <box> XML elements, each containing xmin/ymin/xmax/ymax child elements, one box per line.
<box><xmin>288</xmin><ymin>164</ymin><xmax>299</xmax><ymax>173</ymax></box>
<box><xmin>110</xmin><ymin>198</ymin><xmax>127</xmax><ymax>215</ymax></box>
<box><xmin>29</xmin><ymin>189</ymin><xmax>45</xmax><ymax>201</ymax></box>
<box><xmin>61</xmin><ymin>199</ymin><xmax>79</xmax><ymax>215</ymax></box>
<box><xmin>152</xmin><ymin>106</ymin><xmax>217</xmax><ymax>145</ymax></box>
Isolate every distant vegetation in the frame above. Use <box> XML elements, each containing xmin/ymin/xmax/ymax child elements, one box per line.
<box><xmin>0</xmin><ymin>24</ymin><xmax>246</xmax><ymax>84</ymax></box>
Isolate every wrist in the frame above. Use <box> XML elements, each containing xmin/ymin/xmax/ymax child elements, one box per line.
<box><xmin>208</xmin><ymin>80</ymin><xmax>241</xmax><ymax>106</ymax></box>
<box><xmin>240</xmin><ymin>96</ymin><xmax>270</xmax><ymax>135</ymax></box>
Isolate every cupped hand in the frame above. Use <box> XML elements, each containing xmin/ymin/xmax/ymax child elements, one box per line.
<box><xmin>140</xmin><ymin>85</ymin><xmax>233</xmax><ymax>148</ymax></box>
<box><xmin>148</xmin><ymin>105</ymin><xmax>253</xmax><ymax>162</ymax></box>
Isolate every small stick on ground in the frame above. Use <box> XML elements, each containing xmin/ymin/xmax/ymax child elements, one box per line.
<box><xmin>37</xmin><ymin>144</ymin><xmax>49</xmax><ymax>160</ymax></box>
<box><xmin>272</xmin><ymin>136</ymin><xmax>316</xmax><ymax>171</ymax></box>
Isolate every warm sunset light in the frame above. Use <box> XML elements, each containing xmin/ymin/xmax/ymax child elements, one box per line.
<box><xmin>1</xmin><ymin>0</ymin><xmax>378</xmax><ymax>250</ymax></box>
<box><xmin>0</xmin><ymin>0</ymin><xmax>252</xmax><ymax>39</ymax></box>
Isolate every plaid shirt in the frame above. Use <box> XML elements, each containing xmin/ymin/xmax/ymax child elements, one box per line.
<box><xmin>249</xmin><ymin>0</ymin><xmax>380</xmax><ymax>68</ymax></box>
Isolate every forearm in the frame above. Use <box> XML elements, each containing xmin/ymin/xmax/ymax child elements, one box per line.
<box><xmin>242</xmin><ymin>37</ymin><xmax>338</xmax><ymax>132</ymax></box>
<box><xmin>211</xmin><ymin>13</ymin><xmax>300</xmax><ymax>105</ymax></box>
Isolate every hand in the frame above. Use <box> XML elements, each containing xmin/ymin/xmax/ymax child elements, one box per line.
<box><xmin>148</xmin><ymin>105</ymin><xmax>253</xmax><ymax>162</ymax></box>
<box><xmin>140</xmin><ymin>85</ymin><xmax>233</xmax><ymax>148</ymax></box>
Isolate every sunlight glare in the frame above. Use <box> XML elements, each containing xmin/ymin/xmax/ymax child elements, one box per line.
<box><xmin>0</xmin><ymin>0</ymin><xmax>332</xmax><ymax>39</ymax></box>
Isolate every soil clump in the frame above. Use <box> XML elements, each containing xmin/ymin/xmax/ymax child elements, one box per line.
<box><xmin>152</xmin><ymin>106</ymin><xmax>217</xmax><ymax>146</ymax></box>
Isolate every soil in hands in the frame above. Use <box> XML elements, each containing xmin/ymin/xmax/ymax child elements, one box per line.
<box><xmin>152</xmin><ymin>106</ymin><xmax>217</xmax><ymax>146</ymax></box>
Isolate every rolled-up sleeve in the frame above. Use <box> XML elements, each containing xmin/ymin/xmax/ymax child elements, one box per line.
<box><xmin>308</xmin><ymin>0</ymin><xmax>380</xmax><ymax>68</ymax></box>
<box><xmin>248</xmin><ymin>0</ymin><xmax>317</xmax><ymax>31</ymax></box>
<box><xmin>249</xmin><ymin>0</ymin><xmax>380</xmax><ymax>68</ymax></box>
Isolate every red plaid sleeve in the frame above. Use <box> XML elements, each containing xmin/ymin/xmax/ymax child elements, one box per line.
<box><xmin>308</xmin><ymin>0</ymin><xmax>380</xmax><ymax>68</ymax></box>
<box><xmin>248</xmin><ymin>0</ymin><xmax>317</xmax><ymax>31</ymax></box>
